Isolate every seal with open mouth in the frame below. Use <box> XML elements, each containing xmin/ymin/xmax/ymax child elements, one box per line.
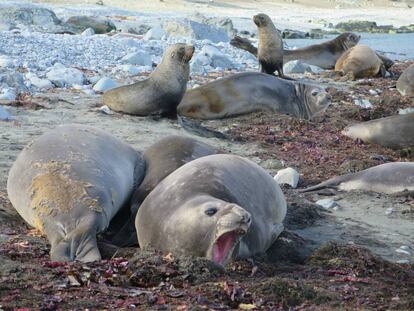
<box><xmin>136</xmin><ymin>154</ymin><xmax>287</xmax><ymax>266</ymax></box>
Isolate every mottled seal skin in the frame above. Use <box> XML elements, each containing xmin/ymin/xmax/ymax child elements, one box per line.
<box><xmin>177</xmin><ymin>72</ymin><xmax>331</xmax><ymax>120</ymax></box>
<box><xmin>231</xmin><ymin>32</ymin><xmax>361</xmax><ymax>69</ymax></box>
<box><xmin>397</xmin><ymin>64</ymin><xmax>414</xmax><ymax>96</ymax></box>
<box><xmin>7</xmin><ymin>124</ymin><xmax>145</xmax><ymax>262</ymax></box>
<box><xmin>136</xmin><ymin>154</ymin><xmax>287</xmax><ymax>266</ymax></box>
<box><xmin>342</xmin><ymin>113</ymin><xmax>414</xmax><ymax>149</ymax></box>
<box><xmin>103</xmin><ymin>43</ymin><xmax>194</xmax><ymax>116</ymax></box>
<box><xmin>253</xmin><ymin>13</ymin><xmax>284</xmax><ymax>77</ymax></box>
<box><xmin>110</xmin><ymin>135</ymin><xmax>219</xmax><ymax>247</ymax></box>
<box><xmin>300</xmin><ymin>162</ymin><xmax>414</xmax><ymax>194</ymax></box>
<box><xmin>335</xmin><ymin>45</ymin><xmax>386</xmax><ymax>80</ymax></box>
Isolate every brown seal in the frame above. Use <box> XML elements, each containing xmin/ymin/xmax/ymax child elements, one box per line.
<box><xmin>342</xmin><ymin>113</ymin><xmax>414</xmax><ymax>149</ymax></box>
<box><xmin>253</xmin><ymin>13</ymin><xmax>284</xmax><ymax>77</ymax></box>
<box><xmin>334</xmin><ymin>44</ymin><xmax>386</xmax><ymax>80</ymax></box>
<box><xmin>397</xmin><ymin>64</ymin><xmax>414</xmax><ymax>96</ymax></box>
<box><xmin>103</xmin><ymin>43</ymin><xmax>194</xmax><ymax>116</ymax></box>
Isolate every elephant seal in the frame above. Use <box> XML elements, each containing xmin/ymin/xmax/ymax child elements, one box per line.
<box><xmin>300</xmin><ymin>162</ymin><xmax>414</xmax><ymax>194</ymax></box>
<box><xmin>177</xmin><ymin>72</ymin><xmax>331</xmax><ymax>120</ymax></box>
<box><xmin>342</xmin><ymin>113</ymin><xmax>414</xmax><ymax>149</ymax></box>
<box><xmin>231</xmin><ymin>32</ymin><xmax>361</xmax><ymax>69</ymax></box>
<box><xmin>7</xmin><ymin>124</ymin><xmax>145</xmax><ymax>262</ymax></box>
<box><xmin>109</xmin><ymin>135</ymin><xmax>220</xmax><ymax>246</ymax></box>
<box><xmin>397</xmin><ymin>64</ymin><xmax>414</xmax><ymax>96</ymax></box>
<box><xmin>334</xmin><ymin>45</ymin><xmax>386</xmax><ymax>80</ymax></box>
<box><xmin>136</xmin><ymin>154</ymin><xmax>287</xmax><ymax>266</ymax></box>
<box><xmin>253</xmin><ymin>13</ymin><xmax>284</xmax><ymax>77</ymax></box>
<box><xmin>103</xmin><ymin>43</ymin><xmax>194</xmax><ymax>116</ymax></box>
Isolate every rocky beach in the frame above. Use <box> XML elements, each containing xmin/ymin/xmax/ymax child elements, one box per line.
<box><xmin>0</xmin><ymin>0</ymin><xmax>413</xmax><ymax>309</ymax></box>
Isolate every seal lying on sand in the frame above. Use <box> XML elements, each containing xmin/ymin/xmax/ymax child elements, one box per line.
<box><xmin>177</xmin><ymin>72</ymin><xmax>331</xmax><ymax>120</ymax></box>
<box><xmin>109</xmin><ymin>135</ymin><xmax>219</xmax><ymax>246</ymax></box>
<box><xmin>231</xmin><ymin>32</ymin><xmax>361</xmax><ymax>69</ymax></box>
<box><xmin>103</xmin><ymin>43</ymin><xmax>194</xmax><ymax>116</ymax></box>
<box><xmin>7</xmin><ymin>124</ymin><xmax>145</xmax><ymax>262</ymax></box>
<box><xmin>397</xmin><ymin>64</ymin><xmax>414</xmax><ymax>96</ymax></box>
<box><xmin>300</xmin><ymin>162</ymin><xmax>414</xmax><ymax>194</ymax></box>
<box><xmin>253</xmin><ymin>13</ymin><xmax>285</xmax><ymax>77</ymax></box>
<box><xmin>342</xmin><ymin>113</ymin><xmax>414</xmax><ymax>149</ymax></box>
<box><xmin>334</xmin><ymin>45</ymin><xmax>386</xmax><ymax>80</ymax></box>
<box><xmin>136</xmin><ymin>154</ymin><xmax>287</xmax><ymax>266</ymax></box>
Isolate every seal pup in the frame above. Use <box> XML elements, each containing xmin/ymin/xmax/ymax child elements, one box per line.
<box><xmin>253</xmin><ymin>13</ymin><xmax>284</xmax><ymax>77</ymax></box>
<box><xmin>342</xmin><ymin>113</ymin><xmax>414</xmax><ymax>149</ymax></box>
<box><xmin>334</xmin><ymin>45</ymin><xmax>386</xmax><ymax>80</ymax></box>
<box><xmin>231</xmin><ymin>32</ymin><xmax>361</xmax><ymax>69</ymax></box>
<box><xmin>136</xmin><ymin>154</ymin><xmax>287</xmax><ymax>266</ymax></box>
<box><xmin>396</xmin><ymin>64</ymin><xmax>414</xmax><ymax>96</ymax></box>
<box><xmin>7</xmin><ymin>124</ymin><xmax>145</xmax><ymax>262</ymax></box>
<box><xmin>109</xmin><ymin>135</ymin><xmax>219</xmax><ymax>246</ymax></box>
<box><xmin>103</xmin><ymin>43</ymin><xmax>194</xmax><ymax>116</ymax></box>
<box><xmin>177</xmin><ymin>72</ymin><xmax>331</xmax><ymax>120</ymax></box>
<box><xmin>300</xmin><ymin>162</ymin><xmax>414</xmax><ymax>194</ymax></box>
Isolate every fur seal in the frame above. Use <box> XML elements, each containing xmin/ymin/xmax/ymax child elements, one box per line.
<box><xmin>136</xmin><ymin>154</ymin><xmax>287</xmax><ymax>266</ymax></box>
<box><xmin>253</xmin><ymin>13</ymin><xmax>284</xmax><ymax>77</ymax></box>
<box><xmin>103</xmin><ymin>43</ymin><xmax>194</xmax><ymax>116</ymax></box>
<box><xmin>7</xmin><ymin>124</ymin><xmax>145</xmax><ymax>262</ymax></box>
<box><xmin>231</xmin><ymin>32</ymin><xmax>361</xmax><ymax>69</ymax></box>
<box><xmin>334</xmin><ymin>44</ymin><xmax>386</xmax><ymax>80</ymax></box>
<box><xmin>342</xmin><ymin>113</ymin><xmax>414</xmax><ymax>149</ymax></box>
<box><xmin>300</xmin><ymin>162</ymin><xmax>414</xmax><ymax>194</ymax></box>
<box><xmin>109</xmin><ymin>135</ymin><xmax>219</xmax><ymax>246</ymax></box>
<box><xmin>396</xmin><ymin>64</ymin><xmax>414</xmax><ymax>96</ymax></box>
<box><xmin>177</xmin><ymin>72</ymin><xmax>331</xmax><ymax>120</ymax></box>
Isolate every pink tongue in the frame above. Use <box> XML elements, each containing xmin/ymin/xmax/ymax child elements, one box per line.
<box><xmin>213</xmin><ymin>232</ymin><xmax>237</xmax><ymax>265</ymax></box>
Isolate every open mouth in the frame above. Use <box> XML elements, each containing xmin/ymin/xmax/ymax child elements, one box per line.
<box><xmin>212</xmin><ymin>229</ymin><xmax>245</xmax><ymax>266</ymax></box>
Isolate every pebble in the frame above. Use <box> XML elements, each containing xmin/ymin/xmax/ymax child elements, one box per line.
<box><xmin>119</xmin><ymin>64</ymin><xmax>141</xmax><ymax>75</ymax></box>
<box><xmin>385</xmin><ymin>208</ymin><xmax>394</xmax><ymax>215</ymax></box>
<box><xmin>144</xmin><ymin>24</ymin><xmax>166</xmax><ymax>41</ymax></box>
<box><xmin>99</xmin><ymin>105</ymin><xmax>113</xmax><ymax>115</ymax></box>
<box><xmin>354</xmin><ymin>98</ymin><xmax>372</xmax><ymax>109</ymax></box>
<box><xmin>398</xmin><ymin>107</ymin><xmax>414</xmax><ymax>115</ymax></box>
<box><xmin>316</xmin><ymin>199</ymin><xmax>338</xmax><ymax>209</ymax></box>
<box><xmin>0</xmin><ymin>105</ymin><xmax>14</xmax><ymax>120</ymax></box>
<box><xmin>395</xmin><ymin>248</ymin><xmax>411</xmax><ymax>256</ymax></box>
<box><xmin>46</xmin><ymin>63</ymin><xmax>86</xmax><ymax>87</ymax></box>
<box><xmin>0</xmin><ymin>55</ymin><xmax>14</xmax><ymax>68</ymax></box>
<box><xmin>396</xmin><ymin>259</ymin><xmax>410</xmax><ymax>264</ymax></box>
<box><xmin>0</xmin><ymin>88</ymin><xmax>16</xmax><ymax>100</ymax></box>
<box><xmin>26</xmin><ymin>72</ymin><xmax>53</xmax><ymax>90</ymax></box>
<box><xmin>273</xmin><ymin>167</ymin><xmax>300</xmax><ymax>188</ymax></box>
<box><xmin>368</xmin><ymin>89</ymin><xmax>378</xmax><ymax>95</ymax></box>
<box><xmin>92</xmin><ymin>77</ymin><xmax>117</xmax><ymax>92</ymax></box>
<box><xmin>81</xmin><ymin>27</ymin><xmax>95</xmax><ymax>36</ymax></box>
<box><xmin>121</xmin><ymin>51</ymin><xmax>152</xmax><ymax>66</ymax></box>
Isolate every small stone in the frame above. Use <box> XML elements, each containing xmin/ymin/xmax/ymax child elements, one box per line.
<box><xmin>283</xmin><ymin>60</ymin><xmax>323</xmax><ymax>74</ymax></box>
<box><xmin>93</xmin><ymin>77</ymin><xmax>117</xmax><ymax>92</ymax></box>
<box><xmin>121</xmin><ymin>51</ymin><xmax>152</xmax><ymax>66</ymax></box>
<box><xmin>273</xmin><ymin>167</ymin><xmax>300</xmax><ymax>188</ymax></box>
<box><xmin>385</xmin><ymin>208</ymin><xmax>394</xmax><ymax>215</ymax></box>
<box><xmin>88</xmin><ymin>76</ymin><xmax>101</xmax><ymax>84</ymax></box>
<box><xmin>99</xmin><ymin>105</ymin><xmax>113</xmax><ymax>115</ymax></box>
<box><xmin>316</xmin><ymin>199</ymin><xmax>338</xmax><ymax>209</ymax></box>
<box><xmin>0</xmin><ymin>55</ymin><xmax>14</xmax><ymax>68</ymax></box>
<box><xmin>46</xmin><ymin>63</ymin><xmax>86</xmax><ymax>87</ymax></box>
<box><xmin>395</xmin><ymin>248</ymin><xmax>411</xmax><ymax>256</ymax></box>
<box><xmin>396</xmin><ymin>259</ymin><xmax>410</xmax><ymax>264</ymax></box>
<box><xmin>0</xmin><ymin>105</ymin><xmax>14</xmax><ymax>121</ymax></box>
<box><xmin>368</xmin><ymin>89</ymin><xmax>378</xmax><ymax>95</ymax></box>
<box><xmin>400</xmin><ymin>245</ymin><xmax>410</xmax><ymax>251</ymax></box>
<box><xmin>120</xmin><ymin>65</ymin><xmax>140</xmax><ymax>75</ymax></box>
<box><xmin>81</xmin><ymin>27</ymin><xmax>95</xmax><ymax>36</ymax></box>
<box><xmin>0</xmin><ymin>88</ymin><xmax>16</xmax><ymax>100</ymax></box>
<box><xmin>398</xmin><ymin>107</ymin><xmax>414</xmax><ymax>115</ymax></box>
<box><xmin>26</xmin><ymin>72</ymin><xmax>53</xmax><ymax>90</ymax></box>
<box><xmin>143</xmin><ymin>24</ymin><xmax>166</xmax><ymax>40</ymax></box>
<box><xmin>354</xmin><ymin>99</ymin><xmax>372</xmax><ymax>109</ymax></box>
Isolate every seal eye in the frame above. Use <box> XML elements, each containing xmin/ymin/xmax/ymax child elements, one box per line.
<box><xmin>205</xmin><ymin>207</ymin><xmax>218</xmax><ymax>216</ymax></box>
<box><xmin>311</xmin><ymin>90</ymin><xmax>318</xmax><ymax>96</ymax></box>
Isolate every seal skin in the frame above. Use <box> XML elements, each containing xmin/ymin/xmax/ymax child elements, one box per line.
<box><xmin>335</xmin><ymin>44</ymin><xmax>386</xmax><ymax>80</ymax></box>
<box><xmin>7</xmin><ymin>124</ymin><xmax>145</xmax><ymax>262</ymax></box>
<box><xmin>342</xmin><ymin>113</ymin><xmax>414</xmax><ymax>150</ymax></box>
<box><xmin>109</xmin><ymin>135</ymin><xmax>219</xmax><ymax>246</ymax></box>
<box><xmin>253</xmin><ymin>13</ymin><xmax>284</xmax><ymax>77</ymax></box>
<box><xmin>300</xmin><ymin>162</ymin><xmax>414</xmax><ymax>194</ymax></box>
<box><xmin>231</xmin><ymin>32</ymin><xmax>361</xmax><ymax>69</ymax></box>
<box><xmin>177</xmin><ymin>72</ymin><xmax>331</xmax><ymax>120</ymax></box>
<box><xmin>103</xmin><ymin>43</ymin><xmax>194</xmax><ymax>116</ymax></box>
<box><xmin>397</xmin><ymin>64</ymin><xmax>414</xmax><ymax>96</ymax></box>
<box><xmin>136</xmin><ymin>154</ymin><xmax>287</xmax><ymax>266</ymax></box>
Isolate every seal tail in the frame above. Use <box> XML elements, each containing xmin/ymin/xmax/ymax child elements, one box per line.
<box><xmin>298</xmin><ymin>174</ymin><xmax>352</xmax><ymax>193</ymax></box>
<box><xmin>177</xmin><ymin>115</ymin><xmax>228</xmax><ymax>140</ymax></box>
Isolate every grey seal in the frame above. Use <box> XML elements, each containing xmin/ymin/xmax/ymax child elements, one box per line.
<box><xmin>136</xmin><ymin>154</ymin><xmax>287</xmax><ymax>266</ymax></box>
<box><xmin>342</xmin><ymin>113</ymin><xmax>414</xmax><ymax>149</ymax></box>
<box><xmin>177</xmin><ymin>72</ymin><xmax>331</xmax><ymax>120</ymax></box>
<box><xmin>397</xmin><ymin>64</ymin><xmax>414</xmax><ymax>96</ymax></box>
<box><xmin>7</xmin><ymin>124</ymin><xmax>145</xmax><ymax>262</ymax></box>
<box><xmin>103</xmin><ymin>43</ymin><xmax>194</xmax><ymax>116</ymax></box>
<box><xmin>300</xmin><ymin>162</ymin><xmax>414</xmax><ymax>194</ymax></box>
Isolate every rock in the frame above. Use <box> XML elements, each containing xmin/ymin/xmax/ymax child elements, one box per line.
<box><xmin>26</xmin><ymin>72</ymin><xmax>53</xmax><ymax>90</ymax></box>
<box><xmin>368</xmin><ymin>89</ymin><xmax>378</xmax><ymax>95</ymax></box>
<box><xmin>282</xmin><ymin>29</ymin><xmax>307</xmax><ymax>39</ymax></box>
<box><xmin>273</xmin><ymin>167</ymin><xmax>300</xmax><ymax>188</ymax></box>
<box><xmin>190</xmin><ymin>53</ymin><xmax>210</xmax><ymax>75</ymax></box>
<box><xmin>0</xmin><ymin>88</ymin><xmax>16</xmax><ymax>101</ymax></box>
<box><xmin>396</xmin><ymin>259</ymin><xmax>410</xmax><ymax>264</ymax></box>
<box><xmin>163</xmin><ymin>19</ymin><xmax>229</xmax><ymax>43</ymax></box>
<box><xmin>190</xmin><ymin>13</ymin><xmax>236</xmax><ymax>37</ymax></box>
<box><xmin>92</xmin><ymin>77</ymin><xmax>117</xmax><ymax>92</ymax></box>
<box><xmin>119</xmin><ymin>64</ymin><xmax>141</xmax><ymax>75</ymax></box>
<box><xmin>335</xmin><ymin>20</ymin><xmax>394</xmax><ymax>33</ymax></box>
<box><xmin>46</xmin><ymin>63</ymin><xmax>86</xmax><ymax>87</ymax></box>
<box><xmin>99</xmin><ymin>105</ymin><xmax>114</xmax><ymax>115</ymax></box>
<box><xmin>316</xmin><ymin>199</ymin><xmax>338</xmax><ymax>209</ymax></box>
<box><xmin>197</xmin><ymin>45</ymin><xmax>235</xmax><ymax>69</ymax></box>
<box><xmin>65</xmin><ymin>16</ymin><xmax>116</xmax><ymax>34</ymax></box>
<box><xmin>283</xmin><ymin>60</ymin><xmax>323</xmax><ymax>74</ymax></box>
<box><xmin>81</xmin><ymin>27</ymin><xmax>95</xmax><ymax>36</ymax></box>
<box><xmin>0</xmin><ymin>105</ymin><xmax>14</xmax><ymax>121</ymax></box>
<box><xmin>88</xmin><ymin>76</ymin><xmax>101</xmax><ymax>84</ymax></box>
<box><xmin>0</xmin><ymin>71</ymin><xmax>27</xmax><ymax>93</ymax></box>
<box><xmin>395</xmin><ymin>248</ymin><xmax>411</xmax><ymax>256</ymax></box>
<box><xmin>117</xmin><ymin>22</ymin><xmax>150</xmax><ymax>35</ymax></box>
<box><xmin>121</xmin><ymin>51</ymin><xmax>152</xmax><ymax>66</ymax></box>
<box><xmin>385</xmin><ymin>208</ymin><xmax>394</xmax><ymax>215</ymax></box>
<box><xmin>398</xmin><ymin>107</ymin><xmax>414</xmax><ymax>115</ymax></box>
<box><xmin>354</xmin><ymin>99</ymin><xmax>372</xmax><ymax>109</ymax></box>
<box><xmin>143</xmin><ymin>24</ymin><xmax>166</xmax><ymax>40</ymax></box>
<box><xmin>0</xmin><ymin>55</ymin><xmax>14</xmax><ymax>68</ymax></box>
<box><xmin>260</xmin><ymin>159</ymin><xmax>284</xmax><ymax>170</ymax></box>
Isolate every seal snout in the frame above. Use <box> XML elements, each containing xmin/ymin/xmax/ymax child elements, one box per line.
<box><xmin>183</xmin><ymin>45</ymin><xmax>195</xmax><ymax>62</ymax></box>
